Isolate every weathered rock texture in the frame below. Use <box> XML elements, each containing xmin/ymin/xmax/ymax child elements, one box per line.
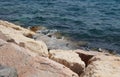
<box><xmin>80</xmin><ymin>55</ymin><xmax>120</xmax><ymax>77</ymax></box>
<box><xmin>0</xmin><ymin>20</ymin><xmax>48</xmax><ymax>56</ymax></box>
<box><xmin>0</xmin><ymin>65</ymin><xmax>17</xmax><ymax>77</ymax></box>
<box><xmin>49</xmin><ymin>50</ymin><xmax>85</xmax><ymax>75</ymax></box>
<box><xmin>74</xmin><ymin>50</ymin><xmax>110</xmax><ymax>66</ymax></box>
<box><xmin>0</xmin><ymin>39</ymin><xmax>78</xmax><ymax>77</ymax></box>
<box><xmin>0</xmin><ymin>31</ymin><xmax>9</xmax><ymax>41</ymax></box>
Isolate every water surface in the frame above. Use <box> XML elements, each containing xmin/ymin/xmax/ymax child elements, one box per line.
<box><xmin>0</xmin><ymin>0</ymin><xmax>120</xmax><ymax>53</ymax></box>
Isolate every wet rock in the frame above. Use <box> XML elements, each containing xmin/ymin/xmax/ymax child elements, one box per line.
<box><xmin>33</xmin><ymin>28</ymin><xmax>79</xmax><ymax>50</ymax></box>
<box><xmin>35</xmin><ymin>34</ymin><xmax>71</xmax><ymax>50</ymax></box>
<box><xmin>29</xmin><ymin>26</ymin><xmax>46</xmax><ymax>32</ymax></box>
<box><xmin>34</xmin><ymin>33</ymin><xmax>77</xmax><ymax>50</ymax></box>
<box><xmin>0</xmin><ymin>65</ymin><xmax>17</xmax><ymax>77</ymax></box>
<box><xmin>51</xmin><ymin>32</ymin><xmax>63</xmax><ymax>39</ymax></box>
<box><xmin>49</xmin><ymin>50</ymin><xmax>85</xmax><ymax>75</ymax></box>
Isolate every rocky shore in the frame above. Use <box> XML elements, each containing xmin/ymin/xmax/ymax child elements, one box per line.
<box><xmin>0</xmin><ymin>20</ymin><xmax>120</xmax><ymax>77</ymax></box>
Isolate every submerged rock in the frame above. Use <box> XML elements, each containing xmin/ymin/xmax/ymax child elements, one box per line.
<box><xmin>34</xmin><ymin>33</ymin><xmax>82</xmax><ymax>50</ymax></box>
<box><xmin>29</xmin><ymin>26</ymin><xmax>47</xmax><ymax>32</ymax></box>
<box><xmin>34</xmin><ymin>33</ymin><xmax>74</xmax><ymax>50</ymax></box>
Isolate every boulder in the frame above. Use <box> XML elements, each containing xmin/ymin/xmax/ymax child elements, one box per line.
<box><xmin>0</xmin><ymin>65</ymin><xmax>17</xmax><ymax>77</ymax></box>
<box><xmin>0</xmin><ymin>39</ymin><xmax>78</xmax><ymax>77</ymax></box>
<box><xmin>0</xmin><ymin>20</ymin><xmax>48</xmax><ymax>56</ymax></box>
<box><xmin>49</xmin><ymin>50</ymin><xmax>85</xmax><ymax>75</ymax></box>
<box><xmin>80</xmin><ymin>55</ymin><xmax>120</xmax><ymax>77</ymax></box>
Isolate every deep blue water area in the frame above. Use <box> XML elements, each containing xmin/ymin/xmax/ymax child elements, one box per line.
<box><xmin>0</xmin><ymin>0</ymin><xmax>120</xmax><ymax>53</ymax></box>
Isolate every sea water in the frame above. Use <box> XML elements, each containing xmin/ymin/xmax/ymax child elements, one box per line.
<box><xmin>0</xmin><ymin>0</ymin><xmax>120</xmax><ymax>53</ymax></box>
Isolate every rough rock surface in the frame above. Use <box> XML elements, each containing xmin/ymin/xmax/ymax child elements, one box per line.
<box><xmin>0</xmin><ymin>20</ymin><xmax>48</xmax><ymax>56</ymax></box>
<box><xmin>74</xmin><ymin>50</ymin><xmax>110</xmax><ymax>66</ymax></box>
<box><xmin>0</xmin><ymin>39</ymin><xmax>78</xmax><ymax>77</ymax></box>
<box><xmin>80</xmin><ymin>55</ymin><xmax>120</xmax><ymax>77</ymax></box>
<box><xmin>0</xmin><ymin>31</ymin><xmax>10</xmax><ymax>41</ymax></box>
<box><xmin>49</xmin><ymin>50</ymin><xmax>85</xmax><ymax>75</ymax></box>
<box><xmin>0</xmin><ymin>65</ymin><xmax>17</xmax><ymax>77</ymax></box>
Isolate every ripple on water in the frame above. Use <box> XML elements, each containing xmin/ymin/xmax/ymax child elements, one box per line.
<box><xmin>0</xmin><ymin>0</ymin><xmax>120</xmax><ymax>53</ymax></box>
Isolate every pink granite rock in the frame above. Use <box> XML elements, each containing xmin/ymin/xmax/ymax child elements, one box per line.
<box><xmin>80</xmin><ymin>55</ymin><xmax>120</xmax><ymax>77</ymax></box>
<box><xmin>0</xmin><ymin>39</ymin><xmax>78</xmax><ymax>77</ymax></box>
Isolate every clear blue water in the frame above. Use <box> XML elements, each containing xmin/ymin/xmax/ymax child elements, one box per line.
<box><xmin>0</xmin><ymin>0</ymin><xmax>120</xmax><ymax>53</ymax></box>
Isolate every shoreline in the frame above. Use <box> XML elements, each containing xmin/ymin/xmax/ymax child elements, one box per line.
<box><xmin>0</xmin><ymin>20</ymin><xmax>120</xmax><ymax>77</ymax></box>
<box><xmin>29</xmin><ymin>26</ymin><xmax>118</xmax><ymax>55</ymax></box>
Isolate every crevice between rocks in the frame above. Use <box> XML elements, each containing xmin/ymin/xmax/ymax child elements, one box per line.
<box><xmin>76</xmin><ymin>52</ymin><xmax>93</xmax><ymax>67</ymax></box>
<box><xmin>48</xmin><ymin>50</ymin><xmax>85</xmax><ymax>76</ymax></box>
<box><xmin>74</xmin><ymin>52</ymin><xmax>95</xmax><ymax>77</ymax></box>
